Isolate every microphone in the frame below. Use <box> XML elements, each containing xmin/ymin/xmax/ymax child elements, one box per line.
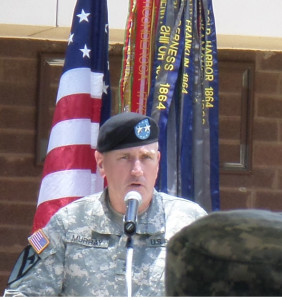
<box><xmin>124</xmin><ymin>191</ymin><xmax>142</xmax><ymax>236</ymax></box>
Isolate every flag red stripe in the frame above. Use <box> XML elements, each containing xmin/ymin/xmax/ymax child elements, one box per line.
<box><xmin>52</xmin><ymin>94</ymin><xmax>101</xmax><ymax>127</ymax></box>
<box><xmin>42</xmin><ymin>145</ymin><xmax>96</xmax><ymax>178</ymax></box>
<box><xmin>32</xmin><ymin>197</ymin><xmax>81</xmax><ymax>232</ymax></box>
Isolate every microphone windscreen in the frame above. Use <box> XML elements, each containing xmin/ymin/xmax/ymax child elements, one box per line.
<box><xmin>124</xmin><ymin>191</ymin><xmax>142</xmax><ymax>204</ymax></box>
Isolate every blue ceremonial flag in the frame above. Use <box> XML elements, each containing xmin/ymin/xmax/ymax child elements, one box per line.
<box><xmin>32</xmin><ymin>0</ymin><xmax>112</xmax><ymax>231</ymax></box>
<box><xmin>146</xmin><ymin>0</ymin><xmax>220</xmax><ymax>212</ymax></box>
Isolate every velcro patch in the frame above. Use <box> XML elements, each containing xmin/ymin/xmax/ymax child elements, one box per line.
<box><xmin>70</xmin><ymin>233</ymin><xmax>110</xmax><ymax>248</ymax></box>
<box><xmin>28</xmin><ymin>229</ymin><xmax>50</xmax><ymax>254</ymax></box>
<box><xmin>8</xmin><ymin>245</ymin><xmax>40</xmax><ymax>285</ymax></box>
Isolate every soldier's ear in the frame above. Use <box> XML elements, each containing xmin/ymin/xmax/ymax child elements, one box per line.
<box><xmin>95</xmin><ymin>151</ymin><xmax>106</xmax><ymax>177</ymax></box>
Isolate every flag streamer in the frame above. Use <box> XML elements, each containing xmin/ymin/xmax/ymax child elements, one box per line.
<box><xmin>120</xmin><ymin>0</ymin><xmax>220</xmax><ymax>211</ymax></box>
<box><xmin>119</xmin><ymin>0</ymin><xmax>137</xmax><ymax>111</ymax></box>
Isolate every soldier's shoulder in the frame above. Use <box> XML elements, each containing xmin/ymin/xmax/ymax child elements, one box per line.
<box><xmin>58</xmin><ymin>192</ymin><xmax>104</xmax><ymax>214</ymax></box>
<box><xmin>158</xmin><ymin>192</ymin><xmax>207</xmax><ymax>216</ymax></box>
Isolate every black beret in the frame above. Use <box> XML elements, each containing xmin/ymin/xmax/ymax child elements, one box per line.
<box><xmin>97</xmin><ymin>112</ymin><xmax>159</xmax><ymax>153</ymax></box>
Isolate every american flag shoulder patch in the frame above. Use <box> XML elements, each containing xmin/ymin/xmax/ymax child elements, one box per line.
<box><xmin>28</xmin><ymin>229</ymin><xmax>50</xmax><ymax>254</ymax></box>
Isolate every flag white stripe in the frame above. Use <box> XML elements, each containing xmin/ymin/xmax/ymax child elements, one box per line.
<box><xmin>56</xmin><ymin>68</ymin><xmax>104</xmax><ymax>103</ymax></box>
<box><xmin>38</xmin><ymin>169</ymin><xmax>97</xmax><ymax>206</ymax></box>
<box><xmin>33</xmin><ymin>236</ymin><xmax>42</xmax><ymax>250</ymax></box>
<box><xmin>91</xmin><ymin>122</ymin><xmax>100</xmax><ymax>149</ymax></box>
<box><xmin>32</xmin><ymin>235</ymin><xmax>44</xmax><ymax>250</ymax></box>
<box><xmin>47</xmin><ymin>119</ymin><xmax>99</xmax><ymax>153</ymax></box>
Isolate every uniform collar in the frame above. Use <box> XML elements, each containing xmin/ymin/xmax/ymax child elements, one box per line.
<box><xmin>90</xmin><ymin>189</ymin><xmax>165</xmax><ymax>236</ymax></box>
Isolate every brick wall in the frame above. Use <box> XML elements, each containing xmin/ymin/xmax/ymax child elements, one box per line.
<box><xmin>218</xmin><ymin>49</ymin><xmax>282</xmax><ymax>210</ymax></box>
<box><xmin>0</xmin><ymin>37</ymin><xmax>282</xmax><ymax>294</ymax></box>
<box><xmin>0</xmin><ymin>38</ymin><xmax>58</xmax><ymax>292</ymax></box>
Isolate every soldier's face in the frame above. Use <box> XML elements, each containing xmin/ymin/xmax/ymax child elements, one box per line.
<box><xmin>95</xmin><ymin>142</ymin><xmax>160</xmax><ymax>215</ymax></box>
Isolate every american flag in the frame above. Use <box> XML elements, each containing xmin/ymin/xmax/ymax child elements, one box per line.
<box><xmin>32</xmin><ymin>0</ymin><xmax>111</xmax><ymax>232</ymax></box>
<box><xmin>28</xmin><ymin>229</ymin><xmax>50</xmax><ymax>254</ymax></box>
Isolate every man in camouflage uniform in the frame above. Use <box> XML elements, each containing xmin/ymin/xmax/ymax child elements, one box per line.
<box><xmin>4</xmin><ymin>112</ymin><xmax>206</xmax><ymax>297</ymax></box>
<box><xmin>166</xmin><ymin>209</ymin><xmax>282</xmax><ymax>296</ymax></box>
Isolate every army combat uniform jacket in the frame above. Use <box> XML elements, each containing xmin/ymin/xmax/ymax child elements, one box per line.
<box><xmin>4</xmin><ymin>189</ymin><xmax>207</xmax><ymax>297</ymax></box>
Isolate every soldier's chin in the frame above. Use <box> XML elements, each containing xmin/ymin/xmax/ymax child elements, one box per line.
<box><xmin>128</xmin><ymin>185</ymin><xmax>144</xmax><ymax>194</ymax></box>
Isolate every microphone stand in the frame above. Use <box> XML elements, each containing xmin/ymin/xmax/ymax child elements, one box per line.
<box><xmin>123</xmin><ymin>191</ymin><xmax>142</xmax><ymax>297</ymax></box>
<box><xmin>125</xmin><ymin>236</ymin><xmax>134</xmax><ymax>297</ymax></box>
<box><xmin>124</xmin><ymin>220</ymin><xmax>136</xmax><ymax>298</ymax></box>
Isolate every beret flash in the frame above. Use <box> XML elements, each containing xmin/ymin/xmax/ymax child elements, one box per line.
<box><xmin>97</xmin><ymin>112</ymin><xmax>159</xmax><ymax>153</ymax></box>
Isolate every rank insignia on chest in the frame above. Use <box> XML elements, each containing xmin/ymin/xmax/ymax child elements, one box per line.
<box><xmin>28</xmin><ymin>229</ymin><xmax>50</xmax><ymax>254</ymax></box>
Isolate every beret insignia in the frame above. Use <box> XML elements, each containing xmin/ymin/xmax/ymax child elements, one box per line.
<box><xmin>134</xmin><ymin>119</ymin><xmax>151</xmax><ymax>140</ymax></box>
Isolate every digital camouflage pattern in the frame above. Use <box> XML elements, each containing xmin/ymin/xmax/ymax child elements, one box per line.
<box><xmin>4</xmin><ymin>189</ymin><xmax>206</xmax><ymax>297</ymax></box>
<box><xmin>166</xmin><ymin>209</ymin><xmax>282</xmax><ymax>296</ymax></box>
